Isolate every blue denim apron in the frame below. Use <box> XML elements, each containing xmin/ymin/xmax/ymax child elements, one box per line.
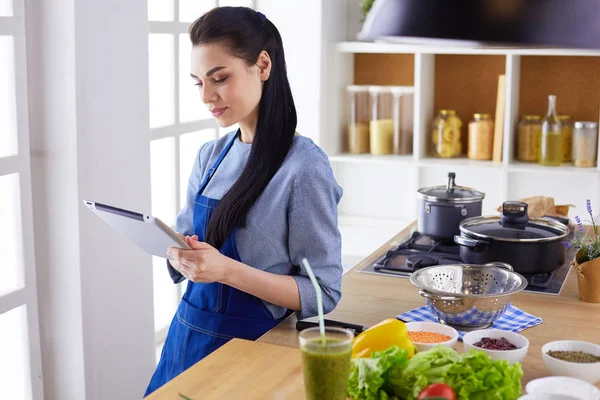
<box><xmin>144</xmin><ymin>132</ymin><xmax>288</xmax><ymax>397</ymax></box>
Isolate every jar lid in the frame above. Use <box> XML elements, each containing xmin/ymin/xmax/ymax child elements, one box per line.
<box><xmin>558</xmin><ymin>115</ymin><xmax>571</xmax><ymax>120</ymax></box>
<box><xmin>473</xmin><ymin>113</ymin><xmax>491</xmax><ymax>119</ymax></box>
<box><xmin>417</xmin><ymin>172</ymin><xmax>485</xmax><ymax>204</ymax></box>
<box><xmin>574</xmin><ymin>121</ymin><xmax>599</xmax><ymax>129</ymax></box>
<box><xmin>523</xmin><ymin>115</ymin><xmax>541</xmax><ymax>120</ymax></box>
<box><xmin>440</xmin><ymin>110</ymin><xmax>457</xmax><ymax>115</ymax></box>
<box><xmin>346</xmin><ymin>85</ymin><xmax>370</xmax><ymax>93</ymax></box>
<box><xmin>390</xmin><ymin>86</ymin><xmax>415</xmax><ymax>95</ymax></box>
<box><xmin>368</xmin><ymin>86</ymin><xmax>392</xmax><ymax>94</ymax></box>
<box><xmin>459</xmin><ymin>202</ymin><xmax>568</xmax><ymax>243</ymax></box>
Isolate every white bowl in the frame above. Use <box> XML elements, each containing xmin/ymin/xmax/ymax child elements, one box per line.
<box><xmin>462</xmin><ymin>328</ymin><xmax>529</xmax><ymax>365</ymax></box>
<box><xmin>541</xmin><ymin>340</ymin><xmax>600</xmax><ymax>384</ymax></box>
<box><xmin>404</xmin><ymin>321</ymin><xmax>458</xmax><ymax>352</ymax></box>
<box><xmin>524</xmin><ymin>376</ymin><xmax>600</xmax><ymax>400</ymax></box>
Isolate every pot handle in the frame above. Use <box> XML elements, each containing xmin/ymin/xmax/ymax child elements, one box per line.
<box><xmin>483</xmin><ymin>262</ymin><xmax>514</xmax><ymax>271</ymax></box>
<box><xmin>419</xmin><ymin>289</ymin><xmax>463</xmax><ymax>302</ymax></box>
<box><xmin>454</xmin><ymin>235</ymin><xmax>489</xmax><ymax>251</ymax></box>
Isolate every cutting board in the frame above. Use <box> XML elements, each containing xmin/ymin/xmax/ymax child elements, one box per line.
<box><xmin>146</xmin><ymin>339</ymin><xmax>307</xmax><ymax>400</ymax></box>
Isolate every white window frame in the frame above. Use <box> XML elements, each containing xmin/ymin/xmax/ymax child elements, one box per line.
<box><xmin>148</xmin><ymin>0</ymin><xmax>257</xmax><ymax>349</ymax></box>
<box><xmin>0</xmin><ymin>0</ymin><xmax>43</xmax><ymax>398</ymax></box>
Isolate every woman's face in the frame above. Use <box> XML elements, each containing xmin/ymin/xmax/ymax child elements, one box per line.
<box><xmin>190</xmin><ymin>42</ymin><xmax>268</xmax><ymax>128</ymax></box>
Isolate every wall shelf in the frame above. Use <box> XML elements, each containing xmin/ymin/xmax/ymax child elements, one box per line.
<box><xmin>337</xmin><ymin>41</ymin><xmax>600</xmax><ymax>57</ymax></box>
<box><xmin>318</xmin><ymin>3</ymin><xmax>600</xmax><ymax>251</ymax></box>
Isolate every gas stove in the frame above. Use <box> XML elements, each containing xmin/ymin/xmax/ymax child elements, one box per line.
<box><xmin>359</xmin><ymin>230</ymin><xmax>574</xmax><ymax>295</ymax></box>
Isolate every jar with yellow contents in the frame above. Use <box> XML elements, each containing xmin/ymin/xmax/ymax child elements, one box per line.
<box><xmin>369</xmin><ymin>86</ymin><xmax>394</xmax><ymax>155</ymax></box>
<box><xmin>468</xmin><ymin>113</ymin><xmax>494</xmax><ymax>160</ymax></box>
<box><xmin>433</xmin><ymin>110</ymin><xmax>462</xmax><ymax>158</ymax></box>
<box><xmin>517</xmin><ymin>115</ymin><xmax>542</xmax><ymax>162</ymax></box>
<box><xmin>558</xmin><ymin>115</ymin><xmax>573</xmax><ymax>163</ymax></box>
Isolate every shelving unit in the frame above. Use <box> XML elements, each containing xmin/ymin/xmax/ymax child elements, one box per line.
<box><xmin>321</xmin><ymin>31</ymin><xmax>600</xmax><ymax>258</ymax></box>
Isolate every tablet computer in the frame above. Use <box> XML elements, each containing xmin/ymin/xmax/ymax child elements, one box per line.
<box><xmin>83</xmin><ymin>200</ymin><xmax>191</xmax><ymax>258</ymax></box>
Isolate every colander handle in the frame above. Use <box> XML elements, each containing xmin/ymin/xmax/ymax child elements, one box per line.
<box><xmin>483</xmin><ymin>262</ymin><xmax>513</xmax><ymax>271</ymax></box>
<box><xmin>419</xmin><ymin>289</ymin><xmax>463</xmax><ymax>302</ymax></box>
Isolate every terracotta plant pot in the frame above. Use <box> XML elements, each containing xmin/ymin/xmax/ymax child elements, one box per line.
<box><xmin>572</xmin><ymin>250</ymin><xmax>600</xmax><ymax>303</ymax></box>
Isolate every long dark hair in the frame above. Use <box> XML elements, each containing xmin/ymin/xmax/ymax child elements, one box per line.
<box><xmin>189</xmin><ymin>7</ymin><xmax>297</xmax><ymax>249</ymax></box>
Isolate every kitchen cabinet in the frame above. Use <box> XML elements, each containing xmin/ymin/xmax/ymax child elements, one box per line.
<box><xmin>311</xmin><ymin>2</ymin><xmax>600</xmax><ymax>259</ymax></box>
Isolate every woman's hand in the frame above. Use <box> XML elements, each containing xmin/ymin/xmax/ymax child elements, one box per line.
<box><xmin>167</xmin><ymin>235</ymin><xmax>230</xmax><ymax>283</ymax></box>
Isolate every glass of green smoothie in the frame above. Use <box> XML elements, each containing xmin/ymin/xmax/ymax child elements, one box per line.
<box><xmin>298</xmin><ymin>326</ymin><xmax>354</xmax><ymax>400</ymax></box>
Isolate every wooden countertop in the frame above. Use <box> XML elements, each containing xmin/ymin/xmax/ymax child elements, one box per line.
<box><xmin>258</xmin><ymin>222</ymin><xmax>600</xmax><ymax>387</ymax></box>
<box><xmin>148</xmin><ymin>222</ymin><xmax>600</xmax><ymax>399</ymax></box>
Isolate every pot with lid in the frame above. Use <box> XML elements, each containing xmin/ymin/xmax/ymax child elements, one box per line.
<box><xmin>417</xmin><ymin>172</ymin><xmax>485</xmax><ymax>241</ymax></box>
<box><xmin>454</xmin><ymin>201</ymin><xmax>569</xmax><ymax>275</ymax></box>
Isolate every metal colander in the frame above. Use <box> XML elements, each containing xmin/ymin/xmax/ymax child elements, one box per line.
<box><xmin>410</xmin><ymin>263</ymin><xmax>528</xmax><ymax>330</ymax></box>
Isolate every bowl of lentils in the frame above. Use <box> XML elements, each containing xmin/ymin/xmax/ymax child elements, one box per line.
<box><xmin>542</xmin><ymin>340</ymin><xmax>600</xmax><ymax>384</ymax></box>
<box><xmin>463</xmin><ymin>328</ymin><xmax>529</xmax><ymax>365</ymax></box>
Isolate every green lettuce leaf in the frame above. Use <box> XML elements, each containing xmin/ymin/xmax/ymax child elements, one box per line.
<box><xmin>389</xmin><ymin>345</ymin><xmax>460</xmax><ymax>399</ymax></box>
<box><xmin>347</xmin><ymin>346</ymin><xmax>408</xmax><ymax>400</ymax></box>
<box><xmin>443</xmin><ymin>349</ymin><xmax>523</xmax><ymax>400</ymax></box>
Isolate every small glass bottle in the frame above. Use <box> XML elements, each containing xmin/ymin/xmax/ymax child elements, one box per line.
<box><xmin>558</xmin><ymin>115</ymin><xmax>573</xmax><ymax>163</ymax></box>
<box><xmin>432</xmin><ymin>110</ymin><xmax>462</xmax><ymax>158</ymax></box>
<box><xmin>539</xmin><ymin>95</ymin><xmax>563</xmax><ymax>166</ymax></box>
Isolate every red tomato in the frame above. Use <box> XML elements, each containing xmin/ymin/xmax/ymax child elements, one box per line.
<box><xmin>417</xmin><ymin>383</ymin><xmax>456</xmax><ymax>400</ymax></box>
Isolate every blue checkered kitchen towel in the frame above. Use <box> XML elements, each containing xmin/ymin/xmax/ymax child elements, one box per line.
<box><xmin>397</xmin><ymin>303</ymin><xmax>542</xmax><ymax>340</ymax></box>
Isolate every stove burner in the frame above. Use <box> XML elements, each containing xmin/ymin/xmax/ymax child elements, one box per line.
<box><xmin>524</xmin><ymin>269</ymin><xmax>557</xmax><ymax>289</ymax></box>
<box><xmin>407</xmin><ymin>255</ymin><xmax>438</xmax><ymax>269</ymax></box>
<box><xmin>362</xmin><ymin>230</ymin><xmax>576</xmax><ymax>296</ymax></box>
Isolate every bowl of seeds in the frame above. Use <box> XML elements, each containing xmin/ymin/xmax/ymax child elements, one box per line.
<box><xmin>542</xmin><ymin>340</ymin><xmax>600</xmax><ymax>384</ymax></box>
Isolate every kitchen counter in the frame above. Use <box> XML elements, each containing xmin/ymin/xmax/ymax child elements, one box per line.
<box><xmin>260</xmin><ymin>221</ymin><xmax>600</xmax><ymax>387</ymax></box>
<box><xmin>147</xmin><ymin>222</ymin><xmax>600</xmax><ymax>399</ymax></box>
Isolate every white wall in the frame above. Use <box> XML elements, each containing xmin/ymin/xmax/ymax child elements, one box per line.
<box><xmin>27</xmin><ymin>0</ymin><xmax>155</xmax><ymax>399</ymax></box>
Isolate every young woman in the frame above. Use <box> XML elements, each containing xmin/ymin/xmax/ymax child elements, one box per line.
<box><xmin>144</xmin><ymin>6</ymin><xmax>344</xmax><ymax>396</ymax></box>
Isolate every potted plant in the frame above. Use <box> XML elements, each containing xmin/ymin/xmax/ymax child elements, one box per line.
<box><xmin>568</xmin><ymin>199</ymin><xmax>600</xmax><ymax>303</ymax></box>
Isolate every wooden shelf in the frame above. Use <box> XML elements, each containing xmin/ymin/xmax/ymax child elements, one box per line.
<box><xmin>337</xmin><ymin>41</ymin><xmax>600</xmax><ymax>57</ymax></box>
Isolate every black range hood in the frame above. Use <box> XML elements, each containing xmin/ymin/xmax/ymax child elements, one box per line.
<box><xmin>358</xmin><ymin>0</ymin><xmax>600</xmax><ymax>49</ymax></box>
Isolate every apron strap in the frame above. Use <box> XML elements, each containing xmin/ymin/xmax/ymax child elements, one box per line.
<box><xmin>197</xmin><ymin>130</ymin><xmax>240</xmax><ymax>196</ymax></box>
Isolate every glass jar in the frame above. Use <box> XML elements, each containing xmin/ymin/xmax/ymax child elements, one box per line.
<box><xmin>369</xmin><ymin>86</ymin><xmax>394</xmax><ymax>155</ymax></box>
<box><xmin>468</xmin><ymin>113</ymin><xmax>494</xmax><ymax>160</ymax></box>
<box><xmin>432</xmin><ymin>110</ymin><xmax>462</xmax><ymax>158</ymax></box>
<box><xmin>572</xmin><ymin>121</ymin><xmax>598</xmax><ymax>167</ymax></box>
<box><xmin>558</xmin><ymin>115</ymin><xmax>573</xmax><ymax>163</ymax></box>
<box><xmin>517</xmin><ymin>115</ymin><xmax>542</xmax><ymax>162</ymax></box>
<box><xmin>539</xmin><ymin>95</ymin><xmax>563</xmax><ymax>166</ymax></box>
<box><xmin>346</xmin><ymin>85</ymin><xmax>370</xmax><ymax>154</ymax></box>
<box><xmin>390</xmin><ymin>86</ymin><xmax>414</xmax><ymax>155</ymax></box>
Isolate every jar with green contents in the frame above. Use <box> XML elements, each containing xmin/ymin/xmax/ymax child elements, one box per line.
<box><xmin>539</xmin><ymin>95</ymin><xmax>563</xmax><ymax>166</ymax></box>
<box><xmin>433</xmin><ymin>109</ymin><xmax>462</xmax><ymax>158</ymax></box>
<box><xmin>517</xmin><ymin>115</ymin><xmax>542</xmax><ymax>162</ymax></box>
<box><xmin>369</xmin><ymin>86</ymin><xmax>394</xmax><ymax>155</ymax></box>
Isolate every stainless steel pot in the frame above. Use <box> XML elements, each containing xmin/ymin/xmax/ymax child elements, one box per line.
<box><xmin>417</xmin><ymin>172</ymin><xmax>485</xmax><ymax>241</ymax></box>
<box><xmin>454</xmin><ymin>201</ymin><xmax>570</xmax><ymax>275</ymax></box>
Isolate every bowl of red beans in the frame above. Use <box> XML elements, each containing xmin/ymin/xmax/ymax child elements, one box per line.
<box><xmin>463</xmin><ymin>328</ymin><xmax>529</xmax><ymax>364</ymax></box>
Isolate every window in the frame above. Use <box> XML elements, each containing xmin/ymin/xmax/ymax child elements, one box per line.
<box><xmin>0</xmin><ymin>1</ymin><xmax>43</xmax><ymax>398</ymax></box>
<box><xmin>148</xmin><ymin>0</ymin><xmax>254</xmax><ymax>361</ymax></box>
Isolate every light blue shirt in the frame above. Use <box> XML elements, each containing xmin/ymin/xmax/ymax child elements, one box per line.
<box><xmin>170</xmin><ymin>131</ymin><xmax>344</xmax><ymax>320</ymax></box>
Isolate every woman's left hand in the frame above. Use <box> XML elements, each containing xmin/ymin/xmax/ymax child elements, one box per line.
<box><xmin>167</xmin><ymin>237</ymin><xmax>229</xmax><ymax>283</ymax></box>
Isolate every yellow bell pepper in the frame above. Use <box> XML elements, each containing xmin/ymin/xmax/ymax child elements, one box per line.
<box><xmin>352</xmin><ymin>318</ymin><xmax>415</xmax><ymax>359</ymax></box>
